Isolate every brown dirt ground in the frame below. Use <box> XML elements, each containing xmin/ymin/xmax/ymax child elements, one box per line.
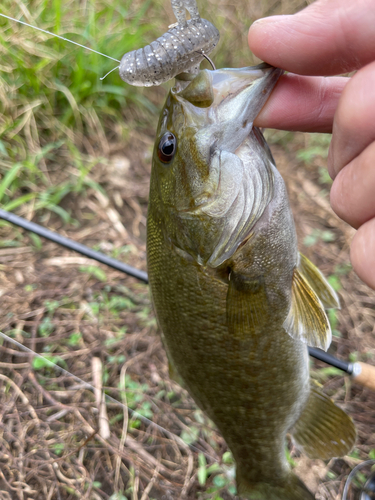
<box><xmin>1</xmin><ymin>126</ymin><xmax>375</xmax><ymax>500</ymax></box>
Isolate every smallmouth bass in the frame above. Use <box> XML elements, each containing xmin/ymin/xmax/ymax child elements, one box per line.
<box><xmin>147</xmin><ymin>64</ymin><xmax>356</xmax><ymax>499</ymax></box>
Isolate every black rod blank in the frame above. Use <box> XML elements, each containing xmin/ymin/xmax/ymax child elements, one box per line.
<box><xmin>308</xmin><ymin>347</ymin><xmax>353</xmax><ymax>374</ymax></box>
<box><xmin>1</xmin><ymin>208</ymin><xmax>354</xmax><ymax>372</ymax></box>
<box><xmin>0</xmin><ymin>208</ymin><xmax>148</xmax><ymax>283</ymax></box>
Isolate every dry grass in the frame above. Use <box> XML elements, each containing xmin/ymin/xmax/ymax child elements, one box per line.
<box><xmin>1</xmin><ymin>0</ymin><xmax>375</xmax><ymax>499</ymax></box>
<box><xmin>1</xmin><ymin>131</ymin><xmax>375</xmax><ymax>499</ymax></box>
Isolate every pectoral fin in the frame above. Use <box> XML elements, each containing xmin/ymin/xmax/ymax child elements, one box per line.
<box><xmin>226</xmin><ymin>271</ymin><xmax>268</xmax><ymax>337</ymax></box>
<box><xmin>291</xmin><ymin>383</ymin><xmax>356</xmax><ymax>460</ymax></box>
<box><xmin>298</xmin><ymin>253</ymin><xmax>340</xmax><ymax>309</ymax></box>
<box><xmin>283</xmin><ymin>268</ymin><xmax>331</xmax><ymax>350</ymax></box>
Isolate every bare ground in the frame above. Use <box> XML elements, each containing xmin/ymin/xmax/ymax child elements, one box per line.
<box><xmin>1</xmin><ymin>129</ymin><xmax>375</xmax><ymax>500</ymax></box>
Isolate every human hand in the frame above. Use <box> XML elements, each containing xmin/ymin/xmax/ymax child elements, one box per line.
<box><xmin>249</xmin><ymin>0</ymin><xmax>375</xmax><ymax>290</ymax></box>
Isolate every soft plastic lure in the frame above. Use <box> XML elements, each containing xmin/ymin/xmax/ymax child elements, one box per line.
<box><xmin>119</xmin><ymin>0</ymin><xmax>219</xmax><ymax>87</ymax></box>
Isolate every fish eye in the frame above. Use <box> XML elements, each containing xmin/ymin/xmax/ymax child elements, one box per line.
<box><xmin>158</xmin><ymin>132</ymin><xmax>177</xmax><ymax>163</ymax></box>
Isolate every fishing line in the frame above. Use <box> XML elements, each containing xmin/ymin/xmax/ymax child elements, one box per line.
<box><xmin>342</xmin><ymin>459</ymin><xmax>375</xmax><ymax>500</ymax></box>
<box><xmin>0</xmin><ymin>208</ymin><xmax>361</xmax><ymax>373</ymax></box>
<box><xmin>0</xmin><ymin>10</ymin><xmax>367</xmax><ymax>489</ymax></box>
<box><xmin>100</xmin><ymin>65</ymin><xmax>120</xmax><ymax>81</ymax></box>
<box><xmin>0</xmin><ymin>330</ymin><xmax>218</xmax><ymax>462</ymax></box>
<box><xmin>0</xmin><ymin>13</ymin><xmax>121</xmax><ymax>63</ymax></box>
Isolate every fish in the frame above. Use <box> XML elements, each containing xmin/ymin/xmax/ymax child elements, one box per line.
<box><xmin>146</xmin><ymin>63</ymin><xmax>356</xmax><ymax>499</ymax></box>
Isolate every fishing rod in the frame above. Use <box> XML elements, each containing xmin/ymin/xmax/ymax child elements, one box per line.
<box><xmin>2</xmin><ymin>207</ymin><xmax>375</xmax><ymax>390</ymax></box>
<box><xmin>308</xmin><ymin>347</ymin><xmax>375</xmax><ymax>390</ymax></box>
<box><xmin>1</xmin><ymin>11</ymin><xmax>374</xmax><ymax>498</ymax></box>
<box><xmin>0</xmin><ymin>208</ymin><xmax>148</xmax><ymax>283</ymax></box>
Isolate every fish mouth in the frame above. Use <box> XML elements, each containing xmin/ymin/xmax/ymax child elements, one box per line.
<box><xmin>208</xmin><ymin>64</ymin><xmax>283</xmax><ymax>129</ymax></box>
<box><xmin>175</xmin><ymin>64</ymin><xmax>283</xmax><ymax>122</ymax></box>
<box><xmin>175</xmin><ymin>64</ymin><xmax>283</xmax><ymax>216</ymax></box>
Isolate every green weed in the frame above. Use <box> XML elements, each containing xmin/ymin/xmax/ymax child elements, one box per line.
<box><xmin>326</xmin><ymin>471</ymin><xmax>337</xmax><ymax>480</ymax></box>
<box><xmin>109</xmin><ymin>494</ymin><xmax>128</xmax><ymax>500</ymax></box>
<box><xmin>297</xmin><ymin>134</ymin><xmax>331</xmax><ymax>165</ymax></box>
<box><xmin>196</xmin><ymin>451</ymin><xmax>237</xmax><ymax>499</ymax></box>
<box><xmin>303</xmin><ymin>229</ymin><xmax>336</xmax><ymax>247</ymax></box>
<box><xmin>118</xmin><ymin>376</ymin><xmax>154</xmax><ymax>427</ymax></box>
<box><xmin>0</xmin><ymin>0</ymin><xmax>159</xmax><ymax>222</ymax></box>
<box><xmin>327</xmin><ymin>274</ymin><xmax>342</xmax><ymax>292</ymax></box>
<box><xmin>311</xmin><ymin>366</ymin><xmax>344</xmax><ymax>382</ymax></box>
<box><xmin>328</xmin><ymin>309</ymin><xmax>341</xmax><ymax>337</ymax></box>
<box><xmin>318</xmin><ymin>167</ymin><xmax>333</xmax><ymax>185</ymax></box>
<box><xmin>38</xmin><ymin>316</ymin><xmax>55</xmax><ymax>337</ymax></box>
<box><xmin>51</xmin><ymin>443</ymin><xmax>65</xmax><ymax>456</ymax></box>
<box><xmin>67</xmin><ymin>331</ymin><xmax>82</xmax><ymax>346</ymax></box>
<box><xmin>334</xmin><ymin>263</ymin><xmax>352</xmax><ymax>275</ymax></box>
<box><xmin>32</xmin><ymin>353</ymin><xmax>66</xmax><ymax>370</ymax></box>
<box><xmin>181</xmin><ymin>426</ymin><xmax>200</xmax><ymax>445</ymax></box>
<box><xmin>79</xmin><ymin>265</ymin><xmax>107</xmax><ymax>282</ymax></box>
<box><xmin>285</xmin><ymin>446</ymin><xmax>296</xmax><ymax>468</ymax></box>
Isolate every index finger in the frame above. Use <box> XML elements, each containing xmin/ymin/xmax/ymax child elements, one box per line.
<box><xmin>254</xmin><ymin>73</ymin><xmax>348</xmax><ymax>132</ymax></box>
<box><xmin>248</xmin><ymin>0</ymin><xmax>375</xmax><ymax>76</ymax></box>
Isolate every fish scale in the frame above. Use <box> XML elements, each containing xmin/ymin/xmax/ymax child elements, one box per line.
<box><xmin>147</xmin><ymin>65</ymin><xmax>356</xmax><ymax>499</ymax></box>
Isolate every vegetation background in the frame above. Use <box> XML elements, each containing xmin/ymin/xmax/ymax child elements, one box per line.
<box><xmin>1</xmin><ymin>0</ymin><xmax>375</xmax><ymax>498</ymax></box>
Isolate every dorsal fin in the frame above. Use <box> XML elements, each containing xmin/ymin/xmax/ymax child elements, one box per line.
<box><xmin>283</xmin><ymin>268</ymin><xmax>331</xmax><ymax>351</ymax></box>
<box><xmin>298</xmin><ymin>253</ymin><xmax>340</xmax><ymax>309</ymax></box>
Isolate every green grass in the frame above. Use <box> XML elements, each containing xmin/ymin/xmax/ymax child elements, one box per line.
<box><xmin>0</xmin><ymin>0</ymin><xmax>296</xmax><ymax>222</ymax></box>
<box><xmin>2</xmin><ymin>1</ymin><xmax>346</xmax><ymax>498</ymax></box>
<box><xmin>0</xmin><ymin>0</ymin><xmax>162</xmax><ymax>220</ymax></box>
<box><xmin>296</xmin><ymin>133</ymin><xmax>331</xmax><ymax>166</ymax></box>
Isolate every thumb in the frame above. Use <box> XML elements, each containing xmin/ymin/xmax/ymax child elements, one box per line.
<box><xmin>248</xmin><ymin>0</ymin><xmax>375</xmax><ymax>76</ymax></box>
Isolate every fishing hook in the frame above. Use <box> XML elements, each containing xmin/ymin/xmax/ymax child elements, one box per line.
<box><xmin>198</xmin><ymin>51</ymin><xmax>216</xmax><ymax>70</ymax></box>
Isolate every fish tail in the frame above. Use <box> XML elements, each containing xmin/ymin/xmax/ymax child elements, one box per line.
<box><xmin>236</xmin><ymin>470</ymin><xmax>315</xmax><ymax>500</ymax></box>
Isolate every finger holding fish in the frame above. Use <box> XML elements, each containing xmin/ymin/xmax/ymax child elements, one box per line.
<box><xmin>247</xmin><ymin>0</ymin><xmax>375</xmax><ymax>76</ymax></box>
<box><xmin>248</xmin><ymin>0</ymin><xmax>375</xmax><ymax>293</ymax></box>
<box><xmin>328</xmin><ymin>61</ymin><xmax>375</xmax><ymax>180</ymax></box>
<box><xmin>328</xmin><ymin>64</ymin><xmax>375</xmax><ymax>290</ymax></box>
<box><xmin>351</xmin><ymin>219</ymin><xmax>375</xmax><ymax>290</ymax></box>
<box><xmin>253</xmin><ymin>74</ymin><xmax>348</xmax><ymax>133</ymax></box>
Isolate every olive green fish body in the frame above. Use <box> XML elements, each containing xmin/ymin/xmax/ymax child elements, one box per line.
<box><xmin>148</xmin><ymin>179</ymin><xmax>307</xmax><ymax>482</ymax></box>
<box><xmin>147</xmin><ymin>65</ymin><xmax>355</xmax><ymax>499</ymax></box>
